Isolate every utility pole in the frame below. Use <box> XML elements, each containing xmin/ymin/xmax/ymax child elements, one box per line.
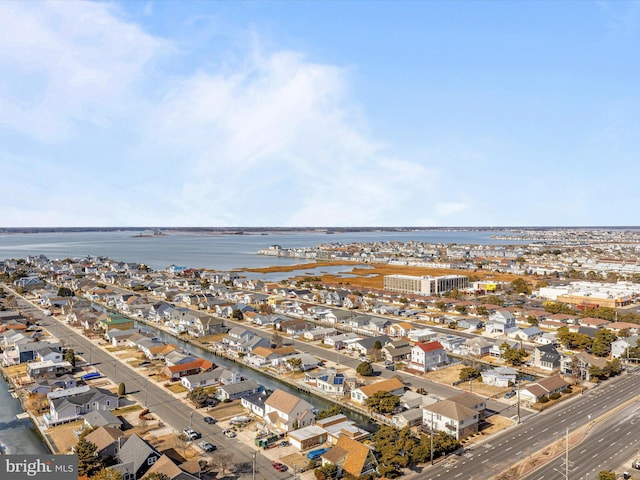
<box><xmin>252</xmin><ymin>452</ymin><xmax>256</xmax><ymax>480</ymax></box>
<box><xmin>516</xmin><ymin>379</ymin><xmax>521</xmax><ymax>425</ymax></box>
<box><xmin>113</xmin><ymin>360</ymin><xmax>117</xmax><ymax>378</ymax></box>
<box><xmin>144</xmin><ymin>379</ymin><xmax>148</xmax><ymax>407</ymax></box>
<box><xmin>430</xmin><ymin>413</ymin><xmax>435</xmax><ymax>466</ymax></box>
<box><xmin>189</xmin><ymin>410</ymin><xmax>193</xmax><ymax>432</ymax></box>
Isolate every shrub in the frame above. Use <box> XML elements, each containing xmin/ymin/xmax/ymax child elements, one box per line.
<box><xmin>538</xmin><ymin>396</ymin><xmax>549</xmax><ymax>403</ymax></box>
<box><xmin>549</xmin><ymin>392</ymin><xmax>561</xmax><ymax>400</ymax></box>
<box><xmin>563</xmin><ymin>387</ymin><xmax>573</xmax><ymax>394</ymax></box>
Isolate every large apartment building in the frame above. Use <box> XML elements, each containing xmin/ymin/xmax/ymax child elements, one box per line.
<box><xmin>383</xmin><ymin>274</ymin><xmax>468</xmax><ymax>296</ymax></box>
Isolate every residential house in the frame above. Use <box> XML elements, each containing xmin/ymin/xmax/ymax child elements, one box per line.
<box><xmin>520</xmin><ymin>375</ymin><xmax>569</xmax><ymax>404</ymax></box>
<box><xmin>315</xmin><ymin>414</ymin><xmax>370</xmax><ymax>445</ymax></box>
<box><xmin>263</xmin><ymin>389</ymin><xmax>315</xmax><ymax>432</ymax></box>
<box><xmin>27</xmin><ymin>375</ymin><xmax>77</xmax><ymax>395</ymax></box>
<box><xmin>447</xmin><ymin>392</ymin><xmax>486</xmax><ymax>419</ymax></box>
<box><xmin>288</xmin><ymin>425</ymin><xmax>328</xmax><ymax>451</ymax></box>
<box><xmin>486</xmin><ymin>310</ymin><xmax>516</xmax><ymax>335</ymax></box>
<box><xmin>216</xmin><ymin>379</ymin><xmax>261</xmax><ymax>401</ymax></box>
<box><xmin>106</xmin><ymin>328</ymin><xmax>140</xmax><ymax>347</ymax></box>
<box><xmin>423</xmin><ymin>399</ymin><xmax>479</xmax><ymax>440</ymax></box>
<box><xmin>323</xmin><ymin>332</ymin><xmax>362</xmax><ymax>349</ymax></box>
<box><xmin>388</xmin><ymin>322</ymin><xmax>414</xmax><ymax>338</ymax></box>
<box><xmin>392</xmin><ymin>408</ymin><xmax>425</xmax><ymax>428</ymax></box>
<box><xmin>381</xmin><ymin>339</ymin><xmax>412</xmax><ymax>362</ymax></box>
<box><xmin>303</xmin><ymin>327</ymin><xmax>337</xmax><ymax>341</ymax></box>
<box><xmin>463</xmin><ymin>337</ymin><xmax>494</xmax><ymax>357</ymax></box>
<box><xmin>531</xmin><ymin>344</ymin><xmax>562</xmax><ymax>372</ymax></box>
<box><xmin>305</xmin><ymin>368</ymin><xmax>348</xmax><ymax>396</ymax></box>
<box><xmin>143</xmin><ymin>455</ymin><xmax>199</xmax><ymax>480</ymax></box>
<box><xmin>407</xmin><ymin>328</ymin><xmax>438</xmax><ymax>342</ymax></box>
<box><xmin>367</xmin><ymin>317</ymin><xmax>393</xmax><ymax>334</ymax></box>
<box><xmin>457</xmin><ymin>318</ymin><xmax>484</xmax><ymax>330</ymax></box>
<box><xmin>611</xmin><ymin>335</ymin><xmax>640</xmax><ymax>358</ymax></box>
<box><xmin>607</xmin><ymin>322</ymin><xmax>640</xmax><ymax>336</ymax></box>
<box><xmin>46</xmin><ymin>387</ymin><xmax>119</xmax><ymax>427</ymax></box>
<box><xmin>508</xmin><ymin>326</ymin><xmax>544</xmax><ymax>343</ymax></box>
<box><xmin>241</xmin><ymin>391</ymin><xmax>270</xmax><ymax>418</ymax></box>
<box><xmin>481</xmin><ymin>367</ymin><xmax>518</xmax><ymax>387</ymax></box>
<box><xmin>164</xmin><ymin>358</ymin><xmax>213</xmax><ymax>380</ymax></box>
<box><xmin>27</xmin><ymin>360</ymin><xmax>73</xmax><ymax>380</ymax></box>
<box><xmin>84</xmin><ymin>426</ymin><xmax>125</xmax><ymax>459</ymax></box>
<box><xmin>438</xmin><ymin>334</ymin><xmax>467</xmax><ymax>352</ymax></box>
<box><xmin>349</xmin><ymin>336</ymin><xmax>391</xmax><ymax>356</ymax></box>
<box><xmin>351</xmin><ymin>377</ymin><xmax>405</xmax><ymax>405</ymax></box>
<box><xmin>561</xmin><ymin>352</ymin><xmax>608</xmax><ymax>381</ymax></box>
<box><xmin>320</xmin><ymin>435</ymin><xmax>377</xmax><ymax>478</ymax></box>
<box><xmin>247</xmin><ymin>346</ymin><xmax>296</xmax><ymax>367</ymax></box>
<box><xmin>180</xmin><ymin>367</ymin><xmax>240</xmax><ymax>391</ymax></box>
<box><xmin>407</xmin><ymin>341</ymin><xmax>448</xmax><ymax>372</ymax></box>
<box><xmin>84</xmin><ymin>410</ymin><xmax>123</xmax><ymax>430</ymax></box>
<box><xmin>99</xmin><ymin>314</ymin><xmax>135</xmax><ymax>332</ymax></box>
<box><xmin>110</xmin><ymin>434</ymin><xmax>162</xmax><ymax>480</ymax></box>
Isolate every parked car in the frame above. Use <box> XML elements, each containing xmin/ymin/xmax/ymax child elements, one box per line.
<box><xmin>504</xmin><ymin>390</ymin><xmax>516</xmax><ymax>399</ymax></box>
<box><xmin>198</xmin><ymin>440</ymin><xmax>216</xmax><ymax>452</ymax></box>
<box><xmin>272</xmin><ymin>461</ymin><xmax>287</xmax><ymax>472</ymax></box>
<box><xmin>183</xmin><ymin>428</ymin><xmax>201</xmax><ymax>440</ymax></box>
<box><xmin>223</xmin><ymin>429</ymin><xmax>236</xmax><ymax>438</ymax></box>
<box><xmin>632</xmin><ymin>459</ymin><xmax>640</xmax><ymax>470</ymax></box>
<box><xmin>203</xmin><ymin>416</ymin><xmax>216</xmax><ymax>424</ymax></box>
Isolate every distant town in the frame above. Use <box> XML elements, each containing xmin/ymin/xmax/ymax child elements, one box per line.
<box><xmin>1</xmin><ymin>232</ymin><xmax>640</xmax><ymax>480</ymax></box>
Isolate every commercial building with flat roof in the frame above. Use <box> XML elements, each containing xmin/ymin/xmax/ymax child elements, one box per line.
<box><xmin>383</xmin><ymin>274</ymin><xmax>468</xmax><ymax>296</ymax></box>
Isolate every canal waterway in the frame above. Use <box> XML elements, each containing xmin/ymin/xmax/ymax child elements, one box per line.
<box><xmin>137</xmin><ymin>323</ymin><xmax>379</xmax><ymax>432</ymax></box>
<box><xmin>0</xmin><ymin>373</ymin><xmax>50</xmax><ymax>455</ymax></box>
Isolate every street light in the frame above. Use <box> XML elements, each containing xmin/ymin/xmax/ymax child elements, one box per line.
<box><xmin>189</xmin><ymin>410</ymin><xmax>193</xmax><ymax>432</ymax></box>
<box><xmin>144</xmin><ymin>379</ymin><xmax>148</xmax><ymax>407</ymax></box>
<box><xmin>113</xmin><ymin>360</ymin><xmax>117</xmax><ymax>377</ymax></box>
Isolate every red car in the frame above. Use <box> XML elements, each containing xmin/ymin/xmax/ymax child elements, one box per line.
<box><xmin>272</xmin><ymin>461</ymin><xmax>288</xmax><ymax>472</ymax></box>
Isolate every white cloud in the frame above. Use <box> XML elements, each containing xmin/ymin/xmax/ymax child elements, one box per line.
<box><xmin>0</xmin><ymin>1</ymin><xmax>468</xmax><ymax>227</ymax></box>
<box><xmin>0</xmin><ymin>1</ymin><xmax>164</xmax><ymax>142</ymax></box>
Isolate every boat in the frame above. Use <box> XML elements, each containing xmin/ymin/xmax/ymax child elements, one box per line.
<box><xmin>230</xmin><ymin>416</ymin><xmax>252</xmax><ymax>424</ymax></box>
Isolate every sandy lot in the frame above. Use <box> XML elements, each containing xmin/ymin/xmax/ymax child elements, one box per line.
<box><xmin>46</xmin><ymin>420</ymin><xmax>85</xmax><ymax>454</ymax></box>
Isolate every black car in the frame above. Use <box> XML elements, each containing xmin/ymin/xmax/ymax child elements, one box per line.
<box><xmin>204</xmin><ymin>416</ymin><xmax>216</xmax><ymax>424</ymax></box>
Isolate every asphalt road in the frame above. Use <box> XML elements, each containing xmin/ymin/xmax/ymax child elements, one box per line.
<box><xmin>524</xmin><ymin>401</ymin><xmax>640</xmax><ymax>480</ymax></box>
<box><xmin>224</xmin><ymin>317</ymin><xmax>519</xmax><ymax>415</ymax></box>
<box><xmin>421</xmin><ymin>368</ymin><xmax>640</xmax><ymax>480</ymax></box>
<box><xmin>8</xmin><ymin>291</ymin><xmax>288</xmax><ymax>480</ymax></box>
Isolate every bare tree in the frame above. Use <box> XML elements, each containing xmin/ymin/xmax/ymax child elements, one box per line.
<box><xmin>211</xmin><ymin>452</ymin><xmax>234</xmax><ymax>475</ymax></box>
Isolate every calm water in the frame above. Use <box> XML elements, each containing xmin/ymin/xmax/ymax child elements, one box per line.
<box><xmin>0</xmin><ymin>228</ymin><xmax>520</xmax><ymax>451</ymax></box>
<box><xmin>0</xmin><ymin>230</ymin><xmax>523</xmax><ymax>271</ymax></box>
<box><xmin>142</xmin><ymin>325</ymin><xmax>379</xmax><ymax>431</ymax></box>
<box><xmin>0</xmin><ymin>375</ymin><xmax>50</xmax><ymax>454</ymax></box>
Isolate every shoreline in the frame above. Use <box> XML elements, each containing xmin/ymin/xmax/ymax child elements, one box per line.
<box><xmin>0</xmin><ymin>364</ymin><xmax>54</xmax><ymax>455</ymax></box>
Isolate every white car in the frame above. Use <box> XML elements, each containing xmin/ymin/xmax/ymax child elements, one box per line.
<box><xmin>223</xmin><ymin>429</ymin><xmax>236</xmax><ymax>438</ymax></box>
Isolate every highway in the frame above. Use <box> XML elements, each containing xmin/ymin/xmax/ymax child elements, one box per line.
<box><xmin>422</xmin><ymin>368</ymin><xmax>640</xmax><ymax>480</ymax></box>
<box><xmin>9</xmin><ymin>292</ymin><xmax>288</xmax><ymax>480</ymax></box>
<box><xmin>524</xmin><ymin>401</ymin><xmax>640</xmax><ymax>480</ymax></box>
<box><xmin>14</xmin><ymin>286</ymin><xmax>636</xmax><ymax>480</ymax></box>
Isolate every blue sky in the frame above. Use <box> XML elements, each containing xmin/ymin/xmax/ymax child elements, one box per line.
<box><xmin>1</xmin><ymin>1</ymin><xmax>639</xmax><ymax>227</ymax></box>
